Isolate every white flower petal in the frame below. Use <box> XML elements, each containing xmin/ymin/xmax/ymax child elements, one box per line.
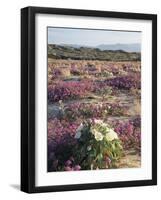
<box><xmin>93</xmin><ymin>129</ymin><xmax>104</xmax><ymax>141</ymax></box>
<box><xmin>105</xmin><ymin>129</ymin><xmax>118</xmax><ymax>141</ymax></box>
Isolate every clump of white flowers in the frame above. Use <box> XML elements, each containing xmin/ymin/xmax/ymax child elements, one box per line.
<box><xmin>105</xmin><ymin>129</ymin><xmax>118</xmax><ymax>141</ymax></box>
<box><xmin>74</xmin><ymin>119</ymin><xmax>123</xmax><ymax>170</ymax></box>
<box><xmin>75</xmin><ymin>119</ymin><xmax>118</xmax><ymax>142</ymax></box>
<box><xmin>91</xmin><ymin>119</ymin><xmax>118</xmax><ymax>142</ymax></box>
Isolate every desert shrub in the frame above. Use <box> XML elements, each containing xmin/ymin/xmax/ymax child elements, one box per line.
<box><xmin>73</xmin><ymin>120</ymin><xmax>123</xmax><ymax>170</ymax></box>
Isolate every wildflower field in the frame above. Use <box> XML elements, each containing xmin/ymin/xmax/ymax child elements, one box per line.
<box><xmin>47</xmin><ymin>58</ymin><xmax>141</xmax><ymax>172</ymax></box>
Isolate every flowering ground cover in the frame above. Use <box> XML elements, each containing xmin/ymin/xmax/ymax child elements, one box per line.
<box><xmin>47</xmin><ymin>59</ymin><xmax>141</xmax><ymax>172</ymax></box>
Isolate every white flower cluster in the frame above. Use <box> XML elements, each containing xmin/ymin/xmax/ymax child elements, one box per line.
<box><xmin>105</xmin><ymin>129</ymin><xmax>118</xmax><ymax>141</ymax></box>
<box><xmin>75</xmin><ymin>120</ymin><xmax>118</xmax><ymax>142</ymax></box>
<box><xmin>92</xmin><ymin>119</ymin><xmax>118</xmax><ymax>141</ymax></box>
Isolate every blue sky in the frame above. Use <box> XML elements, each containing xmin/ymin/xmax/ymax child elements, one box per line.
<box><xmin>48</xmin><ymin>27</ymin><xmax>141</xmax><ymax>46</ymax></box>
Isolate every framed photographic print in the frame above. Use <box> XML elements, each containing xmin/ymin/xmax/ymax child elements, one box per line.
<box><xmin>21</xmin><ymin>6</ymin><xmax>157</xmax><ymax>193</ymax></box>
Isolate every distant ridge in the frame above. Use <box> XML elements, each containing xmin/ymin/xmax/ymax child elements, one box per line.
<box><xmin>97</xmin><ymin>43</ymin><xmax>141</xmax><ymax>52</ymax></box>
<box><xmin>56</xmin><ymin>43</ymin><xmax>141</xmax><ymax>53</ymax></box>
<box><xmin>48</xmin><ymin>44</ymin><xmax>141</xmax><ymax>61</ymax></box>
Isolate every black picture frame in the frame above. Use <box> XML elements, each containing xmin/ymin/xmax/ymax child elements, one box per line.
<box><xmin>21</xmin><ymin>6</ymin><xmax>157</xmax><ymax>193</ymax></box>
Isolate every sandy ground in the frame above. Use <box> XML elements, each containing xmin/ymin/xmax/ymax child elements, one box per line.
<box><xmin>116</xmin><ymin>150</ymin><xmax>141</xmax><ymax>168</ymax></box>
